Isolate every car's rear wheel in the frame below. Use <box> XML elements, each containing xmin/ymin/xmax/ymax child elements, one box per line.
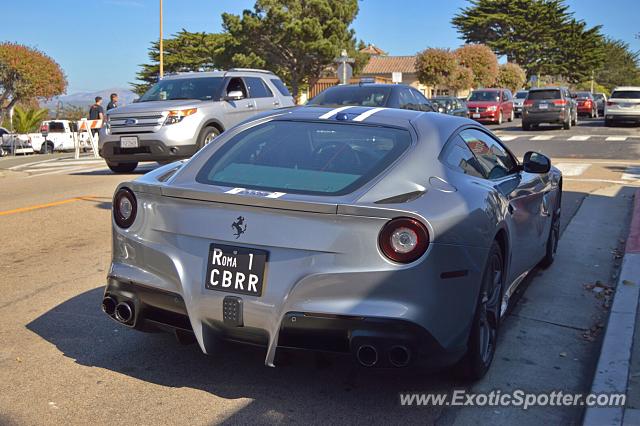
<box><xmin>522</xmin><ymin>122</ymin><xmax>531</xmax><ymax>131</ymax></box>
<box><xmin>508</xmin><ymin>109</ymin><xmax>514</xmax><ymax>122</ymax></box>
<box><xmin>540</xmin><ymin>189</ymin><xmax>562</xmax><ymax>268</ymax></box>
<box><xmin>497</xmin><ymin>111</ymin><xmax>503</xmax><ymax>125</ymax></box>
<box><xmin>106</xmin><ymin>161</ymin><xmax>138</xmax><ymax>173</ymax></box>
<box><xmin>572</xmin><ymin>111</ymin><xmax>578</xmax><ymax>126</ymax></box>
<box><xmin>41</xmin><ymin>141</ymin><xmax>54</xmax><ymax>154</ymax></box>
<box><xmin>456</xmin><ymin>241</ymin><xmax>504</xmax><ymax>381</ymax></box>
<box><xmin>605</xmin><ymin>118</ymin><xmax>613</xmax><ymax>127</ymax></box>
<box><xmin>563</xmin><ymin>115</ymin><xmax>571</xmax><ymax>130</ymax></box>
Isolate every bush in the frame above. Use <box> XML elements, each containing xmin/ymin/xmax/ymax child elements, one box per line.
<box><xmin>496</xmin><ymin>63</ymin><xmax>526</xmax><ymax>93</ymax></box>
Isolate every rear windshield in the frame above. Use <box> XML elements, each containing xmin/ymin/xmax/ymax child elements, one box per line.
<box><xmin>515</xmin><ymin>91</ymin><xmax>528</xmax><ymax>99</ymax></box>
<box><xmin>611</xmin><ymin>91</ymin><xmax>640</xmax><ymax>99</ymax></box>
<box><xmin>139</xmin><ymin>77</ymin><xmax>224</xmax><ymax>102</ymax></box>
<box><xmin>196</xmin><ymin>120</ymin><xmax>412</xmax><ymax>196</ymax></box>
<box><xmin>468</xmin><ymin>91</ymin><xmax>500</xmax><ymax>102</ymax></box>
<box><xmin>308</xmin><ymin>86</ymin><xmax>392</xmax><ymax>108</ymax></box>
<box><xmin>527</xmin><ymin>90</ymin><xmax>561</xmax><ymax>100</ymax></box>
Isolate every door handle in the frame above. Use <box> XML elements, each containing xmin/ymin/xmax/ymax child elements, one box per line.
<box><xmin>247</xmin><ymin>103</ymin><xmax>255</xmax><ymax>108</ymax></box>
<box><xmin>273</xmin><ymin>101</ymin><xmax>280</xmax><ymax>106</ymax></box>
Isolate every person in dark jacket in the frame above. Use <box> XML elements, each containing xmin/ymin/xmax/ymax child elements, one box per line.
<box><xmin>88</xmin><ymin>97</ymin><xmax>105</xmax><ymax>136</ymax></box>
<box><xmin>106</xmin><ymin>93</ymin><xmax>118</xmax><ymax>111</ymax></box>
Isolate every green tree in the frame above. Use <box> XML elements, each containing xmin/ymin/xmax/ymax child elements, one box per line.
<box><xmin>415</xmin><ymin>48</ymin><xmax>459</xmax><ymax>87</ymax></box>
<box><xmin>11</xmin><ymin>105</ymin><xmax>48</xmax><ymax>134</ymax></box>
<box><xmin>595</xmin><ymin>38</ymin><xmax>640</xmax><ymax>91</ymax></box>
<box><xmin>132</xmin><ymin>30</ymin><xmax>229</xmax><ymax>95</ymax></box>
<box><xmin>496</xmin><ymin>63</ymin><xmax>527</xmax><ymax>93</ymax></box>
<box><xmin>455</xmin><ymin>44</ymin><xmax>498</xmax><ymax>87</ymax></box>
<box><xmin>0</xmin><ymin>43</ymin><xmax>67</xmax><ymax>123</ymax></box>
<box><xmin>449</xmin><ymin>66</ymin><xmax>475</xmax><ymax>93</ymax></box>
<box><xmin>222</xmin><ymin>0</ymin><xmax>361</xmax><ymax>101</ymax></box>
<box><xmin>560</xmin><ymin>19</ymin><xmax>605</xmax><ymax>84</ymax></box>
<box><xmin>451</xmin><ymin>0</ymin><xmax>604</xmax><ymax>81</ymax></box>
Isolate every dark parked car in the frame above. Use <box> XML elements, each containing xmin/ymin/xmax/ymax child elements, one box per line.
<box><xmin>466</xmin><ymin>88</ymin><xmax>514</xmax><ymax>124</ymax></box>
<box><xmin>308</xmin><ymin>83</ymin><xmax>435</xmax><ymax>112</ymax></box>
<box><xmin>593</xmin><ymin>93</ymin><xmax>607</xmax><ymax>116</ymax></box>
<box><xmin>522</xmin><ymin>87</ymin><xmax>577</xmax><ymax>130</ymax></box>
<box><xmin>574</xmin><ymin>92</ymin><xmax>598</xmax><ymax>118</ymax></box>
<box><xmin>430</xmin><ymin>96</ymin><xmax>468</xmax><ymax>117</ymax></box>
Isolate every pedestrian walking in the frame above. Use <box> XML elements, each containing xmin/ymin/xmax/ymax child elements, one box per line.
<box><xmin>89</xmin><ymin>96</ymin><xmax>105</xmax><ymax>137</ymax></box>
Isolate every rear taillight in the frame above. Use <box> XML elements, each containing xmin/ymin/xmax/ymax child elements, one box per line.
<box><xmin>607</xmin><ymin>101</ymin><xmax>616</xmax><ymax>106</ymax></box>
<box><xmin>378</xmin><ymin>217</ymin><xmax>429</xmax><ymax>263</ymax></box>
<box><xmin>113</xmin><ymin>188</ymin><xmax>137</xmax><ymax>229</ymax></box>
<box><xmin>523</xmin><ymin>100</ymin><xmax>534</xmax><ymax>107</ymax></box>
<box><xmin>552</xmin><ymin>100</ymin><xmax>567</xmax><ymax>106</ymax></box>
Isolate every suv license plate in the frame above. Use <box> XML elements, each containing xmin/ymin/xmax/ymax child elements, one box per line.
<box><xmin>120</xmin><ymin>136</ymin><xmax>139</xmax><ymax>148</ymax></box>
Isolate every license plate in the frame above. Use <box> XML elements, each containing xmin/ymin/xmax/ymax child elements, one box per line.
<box><xmin>539</xmin><ymin>103</ymin><xmax>548</xmax><ymax>109</ymax></box>
<box><xmin>205</xmin><ymin>244</ymin><xmax>268</xmax><ymax>296</ymax></box>
<box><xmin>472</xmin><ymin>113</ymin><xmax>481</xmax><ymax>118</ymax></box>
<box><xmin>120</xmin><ymin>136</ymin><xmax>139</xmax><ymax>148</ymax></box>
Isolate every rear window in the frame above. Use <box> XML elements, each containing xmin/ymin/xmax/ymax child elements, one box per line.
<box><xmin>270</xmin><ymin>78</ymin><xmax>291</xmax><ymax>96</ymax></box>
<box><xmin>309</xmin><ymin>86</ymin><xmax>392</xmax><ymax>107</ymax></box>
<box><xmin>47</xmin><ymin>122</ymin><xmax>66</xmax><ymax>133</ymax></box>
<box><xmin>527</xmin><ymin>90</ymin><xmax>561</xmax><ymax>100</ymax></box>
<box><xmin>611</xmin><ymin>90</ymin><xmax>640</xmax><ymax>99</ymax></box>
<box><xmin>196</xmin><ymin>120</ymin><xmax>412</xmax><ymax>196</ymax></box>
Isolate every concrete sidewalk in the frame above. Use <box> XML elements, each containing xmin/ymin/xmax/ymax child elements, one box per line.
<box><xmin>583</xmin><ymin>189</ymin><xmax>640</xmax><ymax>426</ymax></box>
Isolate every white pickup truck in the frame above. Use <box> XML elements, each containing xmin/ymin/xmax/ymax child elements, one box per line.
<box><xmin>35</xmin><ymin>120</ymin><xmax>90</xmax><ymax>153</ymax></box>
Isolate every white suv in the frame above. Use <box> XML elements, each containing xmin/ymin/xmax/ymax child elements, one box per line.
<box><xmin>605</xmin><ymin>86</ymin><xmax>640</xmax><ymax>126</ymax></box>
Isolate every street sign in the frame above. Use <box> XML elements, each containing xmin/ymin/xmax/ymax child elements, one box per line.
<box><xmin>392</xmin><ymin>72</ymin><xmax>403</xmax><ymax>83</ymax></box>
<box><xmin>337</xmin><ymin>63</ymin><xmax>353</xmax><ymax>84</ymax></box>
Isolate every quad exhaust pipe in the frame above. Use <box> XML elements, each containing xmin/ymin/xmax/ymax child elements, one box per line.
<box><xmin>115</xmin><ymin>301</ymin><xmax>134</xmax><ymax>324</ymax></box>
<box><xmin>355</xmin><ymin>344</ymin><xmax>411</xmax><ymax>368</ymax></box>
<box><xmin>388</xmin><ymin>345</ymin><xmax>411</xmax><ymax>367</ymax></box>
<box><xmin>356</xmin><ymin>345</ymin><xmax>379</xmax><ymax>367</ymax></box>
<box><xmin>101</xmin><ymin>296</ymin><xmax>117</xmax><ymax>316</ymax></box>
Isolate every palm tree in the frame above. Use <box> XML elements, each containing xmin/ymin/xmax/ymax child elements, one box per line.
<box><xmin>12</xmin><ymin>106</ymin><xmax>49</xmax><ymax>134</ymax></box>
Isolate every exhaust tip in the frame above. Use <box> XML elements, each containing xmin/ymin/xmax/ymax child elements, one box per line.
<box><xmin>356</xmin><ymin>345</ymin><xmax>378</xmax><ymax>367</ymax></box>
<box><xmin>115</xmin><ymin>301</ymin><xmax>134</xmax><ymax>324</ymax></box>
<box><xmin>389</xmin><ymin>345</ymin><xmax>411</xmax><ymax>367</ymax></box>
<box><xmin>101</xmin><ymin>296</ymin><xmax>117</xmax><ymax>316</ymax></box>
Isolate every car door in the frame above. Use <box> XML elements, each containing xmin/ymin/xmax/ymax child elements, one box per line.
<box><xmin>221</xmin><ymin>77</ymin><xmax>257</xmax><ymax>127</ymax></box>
<box><xmin>245</xmin><ymin>76</ymin><xmax>280</xmax><ymax>113</ymax></box>
<box><xmin>459</xmin><ymin>128</ymin><xmax>549</xmax><ymax>281</ymax></box>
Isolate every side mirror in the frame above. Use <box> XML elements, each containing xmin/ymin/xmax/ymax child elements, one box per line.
<box><xmin>132</xmin><ymin>98</ymin><xmax>140</xmax><ymax>103</ymax></box>
<box><xmin>523</xmin><ymin>151</ymin><xmax>551</xmax><ymax>174</ymax></box>
<box><xmin>225</xmin><ymin>90</ymin><xmax>245</xmax><ymax>101</ymax></box>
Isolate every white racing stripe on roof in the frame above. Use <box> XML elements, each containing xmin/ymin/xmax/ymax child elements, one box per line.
<box><xmin>352</xmin><ymin>107</ymin><xmax>386</xmax><ymax>122</ymax></box>
<box><xmin>318</xmin><ymin>106</ymin><xmax>355</xmax><ymax>119</ymax></box>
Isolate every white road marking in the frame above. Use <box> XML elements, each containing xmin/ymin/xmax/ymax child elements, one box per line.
<box><xmin>318</xmin><ymin>106</ymin><xmax>354</xmax><ymax>119</ymax></box>
<box><xmin>622</xmin><ymin>166</ymin><xmax>640</xmax><ymax>181</ymax></box>
<box><xmin>531</xmin><ymin>135</ymin><xmax>554</xmax><ymax>141</ymax></box>
<box><xmin>568</xmin><ymin>135</ymin><xmax>591</xmax><ymax>141</ymax></box>
<box><xmin>8</xmin><ymin>157</ymin><xmax>62</xmax><ymax>170</ymax></box>
<box><xmin>564</xmin><ymin>178</ymin><xmax>640</xmax><ymax>186</ymax></box>
<box><xmin>499</xmin><ymin>136</ymin><xmax>519</xmax><ymax>141</ymax></box>
<box><xmin>555</xmin><ymin>163</ymin><xmax>592</xmax><ymax>177</ymax></box>
<box><xmin>352</xmin><ymin>107</ymin><xmax>386</xmax><ymax>122</ymax></box>
<box><xmin>25</xmin><ymin>166</ymin><xmax>89</xmax><ymax>178</ymax></box>
<box><xmin>605</xmin><ymin>136</ymin><xmax>627</xmax><ymax>141</ymax></box>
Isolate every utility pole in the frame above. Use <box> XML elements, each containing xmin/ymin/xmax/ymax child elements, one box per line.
<box><xmin>159</xmin><ymin>0</ymin><xmax>164</xmax><ymax>80</ymax></box>
<box><xmin>590</xmin><ymin>69</ymin><xmax>595</xmax><ymax>93</ymax></box>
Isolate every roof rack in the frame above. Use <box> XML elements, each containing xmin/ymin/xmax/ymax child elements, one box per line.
<box><xmin>226</xmin><ymin>68</ymin><xmax>275</xmax><ymax>75</ymax></box>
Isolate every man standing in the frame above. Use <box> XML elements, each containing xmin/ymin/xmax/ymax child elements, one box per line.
<box><xmin>88</xmin><ymin>96</ymin><xmax>105</xmax><ymax>137</ymax></box>
<box><xmin>107</xmin><ymin>93</ymin><xmax>118</xmax><ymax>111</ymax></box>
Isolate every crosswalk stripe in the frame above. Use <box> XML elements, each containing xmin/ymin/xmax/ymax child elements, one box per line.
<box><xmin>568</xmin><ymin>136</ymin><xmax>591</xmax><ymax>141</ymax></box>
<box><xmin>499</xmin><ymin>136</ymin><xmax>519</xmax><ymax>141</ymax></box>
<box><xmin>555</xmin><ymin>163</ymin><xmax>592</xmax><ymax>176</ymax></box>
<box><xmin>531</xmin><ymin>135</ymin><xmax>554</xmax><ymax>141</ymax></box>
<box><xmin>25</xmin><ymin>166</ymin><xmax>90</xmax><ymax>178</ymax></box>
<box><xmin>605</xmin><ymin>136</ymin><xmax>627</xmax><ymax>141</ymax></box>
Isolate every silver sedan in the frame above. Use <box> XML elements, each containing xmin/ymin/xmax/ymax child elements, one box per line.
<box><xmin>102</xmin><ymin>106</ymin><xmax>562</xmax><ymax>380</ymax></box>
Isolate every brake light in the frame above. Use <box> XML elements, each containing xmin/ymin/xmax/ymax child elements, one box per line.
<box><xmin>524</xmin><ymin>100</ymin><xmax>534</xmax><ymax>107</ymax></box>
<box><xmin>552</xmin><ymin>100</ymin><xmax>567</xmax><ymax>106</ymax></box>
<box><xmin>379</xmin><ymin>217</ymin><xmax>429</xmax><ymax>263</ymax></box>
<box><xmin>113</xmin><ymin>188</ymin><xmax>137</xmax><ymax>229</ymax></box>
<box><xmin>607</xmin><ymin>101</ymin><xmax>616</xmax><ymax>106</ymax></box>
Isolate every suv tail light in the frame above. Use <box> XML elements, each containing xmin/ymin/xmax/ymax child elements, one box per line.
<box><xmin>606</xmin><ymin>101</ymin><xmax>616</xmax><ymax>106</ymax></box>
<box><xmin>523</xmin><ymin>100</ymin><xmax>534</xmax><ymax>107</ymax></box>
<box><xmin>379</xmin><ymin>217</ymin><xmax>429</xmax><ymax>263</ymax></box>
<box><xmin>552</xmin><ymin>99</ymin><xmax>567</xmax><ymax>106</ymax></box>
<box><xmin>113</xmin><ymin>188</ymin><xmax>137</xmax><ymax>229</ymax></box>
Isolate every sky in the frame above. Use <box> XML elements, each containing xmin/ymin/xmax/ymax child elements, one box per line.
<box><xmin>2</xmin><ymin>0</ymin><xmax>639</xmax><ymax>93</ymax></box>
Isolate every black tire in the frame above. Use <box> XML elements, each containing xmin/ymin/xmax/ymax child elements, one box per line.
<box><xmin>106</xmin><ymin>161</ymin><xmax>138</xmax><ymax>173</ymax></box>
<box><xmin>540</xmin><ymin>189</ymin><xmax>562</xmax><ymax>268</ymax></box>
<box><xmin>197</xmin><ymin>126</ymin><xmax>221</xmax><ymax>150</ymax></box>
<box><xmin>605</xmin><ymin>118</ymin><xmax>613</xmax><ymax>127</ymax></box>
<box><xmin>0</xmin><ymin>146</ymin><xmax>5</xmax><ymax>157</ymax></box>
<box><xmin>41</xmin><ymin>141</ymin><xmax>54</xmax><ymax>154</ymax></box>
<box><xmin>572</xmin><ymin>111</ymin><xmax>577</xmax><ymax>126</ymax></box>
<box><xmin>455</xmin><ymin>241</ymin><xmax>504</xmax><ymax>381</ymax></box>
<box><xmin>563</xmin><ymin>115</ymin><xmax>571</xmax><ymax>130</ymax></box>
<box><xmin>522</xmin><ymin>122</ymin><xmax>531</xmax><ymax>131</ymax></box>
<box><xmin>497</xmin><ymin>111</ymin><xmax>503</xmax><ymax>125</ymax></box>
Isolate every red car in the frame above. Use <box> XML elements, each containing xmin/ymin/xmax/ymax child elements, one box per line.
<box><xmin>466</xmin><ymin>88</ymin><xmax>515</xmax><ymax>124</ymax></box>
<box><xmin>575</xmin><ymin>91</ymin><xmax>598</xmax><ymax>118</ymax></box>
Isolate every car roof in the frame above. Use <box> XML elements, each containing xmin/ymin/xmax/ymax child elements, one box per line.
<box><xmin>472</xmin><ymin>88</ymin><xmax>501</xmax><ymax>92</ymax></box>
<box><xmin>529</xmin><ymin>86</ymin><xmax>564</xmax><ymax>91</ymax></box>
<box><xmin>612</xmin><ymin>86</ymin><xmax>640</xmax><ymax>91</ymax></box>
<box><xmin>163</xmin><ymin>69</ymin><xmax>276</xmax><ymax>80</ymax></box>
<box><xmin>324</xmin><ymin>83</ymin><xmax>407</xmax><ymax>90</ymax></box>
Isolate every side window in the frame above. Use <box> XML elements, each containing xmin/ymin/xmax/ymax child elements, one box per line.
<box><xmin>226</xmin><ymin>77</ymin><xmax>248</xmax><ymax>98</ymax></box>
<box><xmin>270</xmin><ymin>78</ymin><xmax>291</xmax><ymax>96</ymax></box>
<box><xmin>459</xmin><ymin>129</ymin><xmax>518</xmax><ymax>180</ymax></box>
<box><xmin>398</xmin><ymin>89</ymin><xmax>419</xmax><ymax>110</ymax></box>
<box><xmin>441</xmin><ymin>138</ymin><xmax>486</xmax><ymax>178</ymax></box>
<box><xmin>411</xmin><ymin>89</ymin><xmax>435</xmax><ymax>111</ymax></box>
<box><xmin>245</xmin><ymin>77</ymin><xmax>273</xmax><ymax>98</ymax></box>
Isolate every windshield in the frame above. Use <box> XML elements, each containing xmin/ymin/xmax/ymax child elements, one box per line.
<box><xmin>527</xmin><ymin>90</ymin><xmax>561</xmax><ymax>100</ymax></box>
<box><xmin>196</xmin><ymin>120</ymin><xmax>412</xmax><ymax>196</ymax></box>
<box><xmin>308</xmin><ymin>86</ymin><xmax>392</xmax><ymax>107</ymax></box>
<box><xmin>515</xmin><ymin>91</ymin><xmax>528</xmax><ymax>99</ymax></box>
<box><xmin>468</xmin><ymin>91</ymin><xmax>500</xmax><ymax>102</ymax></box>
<box><xmin>139</xmin><ymin>77</ymin><xmax>224</xmax><ymax>102</ymax></box>
<box><xmin>611</xmin><ymin>90</ymin><xmax>640</xmax><ymax>99</ymax></box>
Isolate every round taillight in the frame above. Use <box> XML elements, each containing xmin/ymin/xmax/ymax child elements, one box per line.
<box><xmin>378</xmin><ymin>217</ymin><xmax>429</xmax><ymax>263</ymax></box>
<box><xmin>113</xmin><ymin>188</ymin><xmax>137</xmax><ymax>228</ymax></box>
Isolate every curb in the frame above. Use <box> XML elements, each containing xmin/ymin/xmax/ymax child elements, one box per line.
<box><xmin>583</xmin><ymin>189</ymin><xmax>640</xmax><ymax>426</ymax></box>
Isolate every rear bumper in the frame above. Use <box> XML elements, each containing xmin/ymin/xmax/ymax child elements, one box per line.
<box><xmin>605</xmin><ymin>113</ymin><xmax>640</xmax><ymax>123</ymax></box>
<box><xmin>577</xmin><ymin>106</ymin><xmax>593</xmax><ymax>114</ymax></box>
<box><xmin>468</xmin><ymin>111</ymin><xmax>499</xmax><ymax>123</ymax></box>
<box><xmin>522</xmin><ymin>110</ymin><xmax>566</xmax><ymax>124</ymax></box>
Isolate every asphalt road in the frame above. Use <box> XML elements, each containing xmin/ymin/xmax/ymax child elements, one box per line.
<box><xmin>0</xmin><ymin>129</ymin><xmax>638</xmax><ymax>425</ymax></box>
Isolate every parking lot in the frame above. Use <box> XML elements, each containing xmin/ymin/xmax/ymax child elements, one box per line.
<box><xmin>0</xmin><ymin>114</ymin><xmax>636</xmax><ymax>424</ymax></box>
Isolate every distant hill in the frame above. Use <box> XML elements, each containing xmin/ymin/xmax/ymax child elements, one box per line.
<box><xmin>41</xmin><ymin>88</ymin><xmax>138</xmax><ymax>110</ymax></box>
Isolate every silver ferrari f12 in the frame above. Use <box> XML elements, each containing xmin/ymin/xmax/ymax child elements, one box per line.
<box><xmin>103</xmin><ymin>105</ymin><xmax>562</xmax><ymax>380</ymax></box>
